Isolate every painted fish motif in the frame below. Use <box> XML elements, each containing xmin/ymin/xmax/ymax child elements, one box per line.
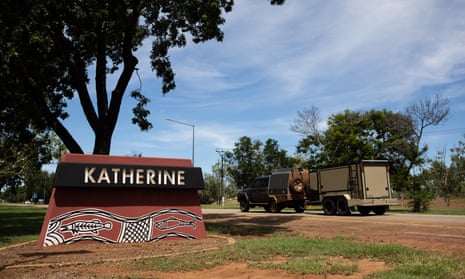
<box><xmin>154</xmin><ymin>217</ymin><xmax>196</xmax><ymax>231</ymax></box>
<box><xmin>60</xmin><ymin>219</ymin><xmax>112</xmax><ymax>235</ymax></box>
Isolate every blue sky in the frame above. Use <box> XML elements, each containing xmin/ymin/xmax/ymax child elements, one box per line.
<box><xmin>62</xmin><ymin>0</ymin><xmax>465</xmax><ymax>173</ymax></box>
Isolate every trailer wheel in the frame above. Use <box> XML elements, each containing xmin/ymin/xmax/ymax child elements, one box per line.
<box><xmin>239</xmin><ymin>199</ymin><xmax>250</xmax><ymax>212</ymax></box>
<box><xmin>336</xmin><ymin>198</ymin><xmax>351</xmax><ymax>216</ymax></box>
<box><xmin>373</xmin><ymin>206</ymin><xmax>387</xmax><ymax>215</ymax></box>
<box><xmin>322</xmin><ymin>198</ymin><xmax>336</xmax><ymax>215</ymax></box>
<box><xmin>270</xmin><ymin>199</ymin><xmax>281</xmax><ymax>213</ymax></box>
<box><xmin>358</xmin><ymin>206</ymin><xmax>371</xmax><ymax>216</ymax></box>
<box><xmin>289</xmin><ymin>178</ymin><xmax>304</xmax><ymax>193</ymax></box>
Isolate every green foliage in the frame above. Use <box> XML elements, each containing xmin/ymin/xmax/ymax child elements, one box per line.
<box><xmin>199</xmin><ymin>172</ymin><xmax>221</xmax><ymax>204</ymax></box>
<box><xmin>408</xmin><ymin>187</ymin><xmax>434</xmax><ymax>213</ymax></box>
<box><xmin>224</xmin><ymin>136</ymin><xmax>297</xmax><ymax>189</ymax></box>
<box><xmin>1</xmin><ymin>131</ymin><xmax>63</xmax><ymax>197</ymax></box>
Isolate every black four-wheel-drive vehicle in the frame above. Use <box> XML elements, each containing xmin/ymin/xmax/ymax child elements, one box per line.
<box><xmin>237</xmin><ymin>168</ymin><xmax>307</xmax><ymax>213</ymax></box>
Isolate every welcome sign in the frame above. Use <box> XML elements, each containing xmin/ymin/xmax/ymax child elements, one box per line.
<box><xmin>38</xmin><ymin>154</ymin><xmax>207</xmax><ymax>246</ymax></box>
<box><xmin>54</xmin><ymin>162</ymin><xmax>204</xmax><ymax>189</ymax></box>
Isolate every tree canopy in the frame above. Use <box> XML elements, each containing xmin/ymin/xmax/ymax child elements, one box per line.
<box><xmin>1</xmin><ymin>0</ymin><xmax>284</xmax><ymax>155</ymax></box>
<box><xmin>225</xmin><ymin>136</ymin><xmax>295</xmax><ymax>188</ymax></box>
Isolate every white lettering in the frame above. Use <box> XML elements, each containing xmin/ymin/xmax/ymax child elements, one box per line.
<box><xmin>122</xmin><ymin>169</ymin><xmax>134</xmax><ymax>184</ymax></box>
<box><xmin>97</xmin><ymin>168</ymin><xmax>111</xmax><ymax>183</ymax></box>
<box><xmin>136</xmin><ymin>169</ymin><xmax>144</xmax><ymax>184</ymax></box>
<box><xmin>146</xmin><ymin>169</ymin><xmax>156</xmax><ymax>184</ymax></box>
<box><xmin>164</xmin><ymin>170</ymin><xmax>175</xmax><ymax>185</ymax></box>
<box><xmin>82</xmin><ymin>166</ymin><xmax>192</xmax><ymax>187</ymax></box>
<box><xmin>112</xmin><ymin>168</ymin><xmax>120</xmax><ymax>183</ymax></box>
<box><xmin>84</xmin><ymin>167</ymin><xmax>96</xmax><ymax>183</ymax></box>
<box><xmin>177</xmin><ymin>170</ymin><xmax>185</xmax><ymax>186</ymax></box>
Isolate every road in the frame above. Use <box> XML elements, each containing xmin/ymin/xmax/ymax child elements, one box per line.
<box><xmin>202</xmin><ymin>209</ymin><xmax>465</xmax><ymax>256</ymax></box>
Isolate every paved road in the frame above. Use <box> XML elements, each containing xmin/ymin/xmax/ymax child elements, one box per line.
<box><xmin>202</xmin><ymin>209</ymin><xmax>465</xmax><ymax>255</ymax></box>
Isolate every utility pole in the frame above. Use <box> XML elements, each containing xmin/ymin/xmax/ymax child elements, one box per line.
<box><xmin>216</xmin><ymin>148</ymin><xmax>229</xmax><ymax>207</ymax></box>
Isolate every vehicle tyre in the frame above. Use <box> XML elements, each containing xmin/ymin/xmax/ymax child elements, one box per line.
<box><xmin>239</xmin><ymin>199</ymin><xmax>250</xmax><ymax>212</ymax></box>
<box><xmin>270</xmin><ymin>199</ymin><xmax>281</xmax><ymax>213</ymax></box>
<box><xmin>263</xmin><ymin>205</ymin><xmax>271</xmax><ymax>212</ymax></box>
<box><xmin>358</xmin><ymin>206</ymin><xmax>371</xmax><ymax>216</ymax></box>
<box><xmin>289</xmin><ymin>178</ymin><xmax>304</xmax><ymax>193</ymax></box>
<box><xmin>322</xmin><ymin>198</ymin><xmax>336</xmax><ymax>215</ymax></box>
<box><xmin>373</xmin><ymin>206</ymin><xmax>387</xmax><ymax>215</ymax></box>
<box><xmin>336</xmin><ymin>198</ymin><xmax>351</xmax><ymax>216</ymax></box>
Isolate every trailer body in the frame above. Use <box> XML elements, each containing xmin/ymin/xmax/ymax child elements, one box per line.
<box><xmin>306</xmin><ymin>160</ymin><xmax>398</xmax><ymax>215</ymax></box>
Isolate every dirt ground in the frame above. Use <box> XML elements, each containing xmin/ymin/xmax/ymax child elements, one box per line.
<box><xmin>2</xmin><ymin>205</ymin><xmax>465</xmax><ymax>279</ymax></box>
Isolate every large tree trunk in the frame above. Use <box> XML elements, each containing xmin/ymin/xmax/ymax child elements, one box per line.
<box><xmin>93</xmin><ymin>128</ymin><xmax>113</xmax><ymax>154</ymax></box>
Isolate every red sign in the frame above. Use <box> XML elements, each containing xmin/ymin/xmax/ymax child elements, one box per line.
<box><xmin>38</xmin><ymin>154</ymin><xmax>207</xmax><ymax>246</ymax></box>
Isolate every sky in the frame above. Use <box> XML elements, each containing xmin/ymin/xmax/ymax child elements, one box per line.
<box><xmin>60</xmin><ymin>0</ymin><xmax>465</xmax><ymax>174</ymax></box>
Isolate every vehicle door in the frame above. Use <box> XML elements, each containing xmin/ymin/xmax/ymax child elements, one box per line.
<box><xmin>248</xmin><ymin>177</ymin><xmax>269</xmax><ymax>204</ymax></box>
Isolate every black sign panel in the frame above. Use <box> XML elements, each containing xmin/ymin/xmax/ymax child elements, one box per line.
<box><xmin>54</xmin><ymin>162</ymin><xmax>204</xmax><ymax>189</ymax></box>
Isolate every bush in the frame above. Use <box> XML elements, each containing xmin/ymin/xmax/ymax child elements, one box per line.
<box><xmin>408</xmin><ymin>188</ymin><xmax>434</xmax><ymax>212</ymax></box>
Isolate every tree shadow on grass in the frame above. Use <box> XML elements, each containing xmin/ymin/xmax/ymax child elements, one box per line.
<box><xmin>204</xmin><ymin>211</ymin><xmax>304</xmax><ymax>236</ymax></box>
<box><xmin>0</xmin><ymin>210</ymin><xmax>46</xmax><ymax>237</ymax></box>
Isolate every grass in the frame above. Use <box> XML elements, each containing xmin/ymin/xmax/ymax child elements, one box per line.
<box><xmin>0</xmin><ymin>204</ymin><xmax>47</xmax><ymax>247</ymax></box>
<box><xmin>1</xmin><ymin>203</ymin><xmax>465</xmax><ymax>278</ymax></box>
<box><xmin>137</xmin><ymin>233</ymin><xmax>465</xmax><ymax>278</ymax></box>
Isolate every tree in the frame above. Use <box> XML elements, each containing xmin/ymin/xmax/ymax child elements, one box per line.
<box><xmin>225</xmin><ymin>136</ymin><xmax>264</xmax><ymax>189</ymax></box>
<box><xmin>405</xmin><ymin>94</ymin><xmax>450</xmax><ymax>174</ymax></box>
<box><xmin>0</xmin><ymin>131</ymin><xmax>65</xmax><ymax>199</ymax></box>
<box><xmin>405</xmin><ymin>94</ymin><xmax>449</xmax><ymax>210</ymax></box>
<box><xmin>225</xmin><ymin>136</ymin><xmax>294</xmax><ymax>189</ymax></box>
<box><xmin>1</xmin><ymin>0</ymin><xmax>285</xmax><ymax>155</ymax></box>
<box><xmin>262</xmin><ymin>139</ymin><xmax>295</xmax><ymax>173</ymax></box>
<box><xmin>449</xmin><ymin>136</ymin><xmax>465</xmax><ymax>198</ymax></box>
<box><xmin>290</xmin><ymin>106</ymin><xmax>322</xmax><ymax>137</ymax></box>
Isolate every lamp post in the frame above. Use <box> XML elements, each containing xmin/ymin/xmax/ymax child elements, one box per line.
<box><xmin>166</xmin><ymin>118</ymin><xmax>195</xmax><ymax>166</ymax></box>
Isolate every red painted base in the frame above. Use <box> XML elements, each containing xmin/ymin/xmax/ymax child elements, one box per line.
<box><xmin>38</xmin><ymin>154</ymin><xmax>206</xmax><ymax>246</ymax></box>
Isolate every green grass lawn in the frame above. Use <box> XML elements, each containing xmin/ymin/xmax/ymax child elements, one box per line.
<box><xmin>0</xmin><ymin>204</ymin><xmax>47</xmax><ymax>247</ymax></box>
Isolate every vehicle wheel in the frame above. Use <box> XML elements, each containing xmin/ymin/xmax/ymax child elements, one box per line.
<box><xmin>239</xmin><ymin>199</ymin><xmax>250</xmax><ymax>212</ymax></box>
<box><xmin>263</xmin><ymin>205</ymin><xmax>271</xmax><ymax>212</ymax></box>
<box><xmin>289</xmin><ymin>178</ymin><xmax>304</xmax><ymax>193</ymax></box>
<box><xmin>294</xmin><ymin>201</ymin><xmax>305</xmax><ymax>213</ymax></box>
<box><xmin>270</xmin><ymin>199</ymin><xmax>281</xmax><ymax>213</ymax></box>
<box><xmin>358</xmin><ymin>206</ymin><xmax>371</xmax><ymax>216</ymax></box>
<box><xmin>336</xmin><ymin>198</ymin><xmax>351</xmax><ymax>216</ymax></box>
<box><xmin>322</xmin><ymin>198</ymin><xmax>336</xmax><ymax>215</ymax></box>
<box><xmin>373</xmin><ymin>206</ymin><xmax>387</xmax><ymax>215</ymax></box>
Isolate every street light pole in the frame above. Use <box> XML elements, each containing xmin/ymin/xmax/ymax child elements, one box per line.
<box><xmin>166</xmin><ymin>118</ymin><xmax>195</xmax><ymax>166</ymax></box>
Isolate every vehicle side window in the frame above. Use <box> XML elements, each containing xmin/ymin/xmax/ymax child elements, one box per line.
<box><xmin>251</xmin><ymin>180</ymin><xmax>260</xmax><ymax>188</ymax></box>
<box><xmin>252</xmin><ymin>178</ymin><xmax>268</xmax><ymax>188</ymax></box>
